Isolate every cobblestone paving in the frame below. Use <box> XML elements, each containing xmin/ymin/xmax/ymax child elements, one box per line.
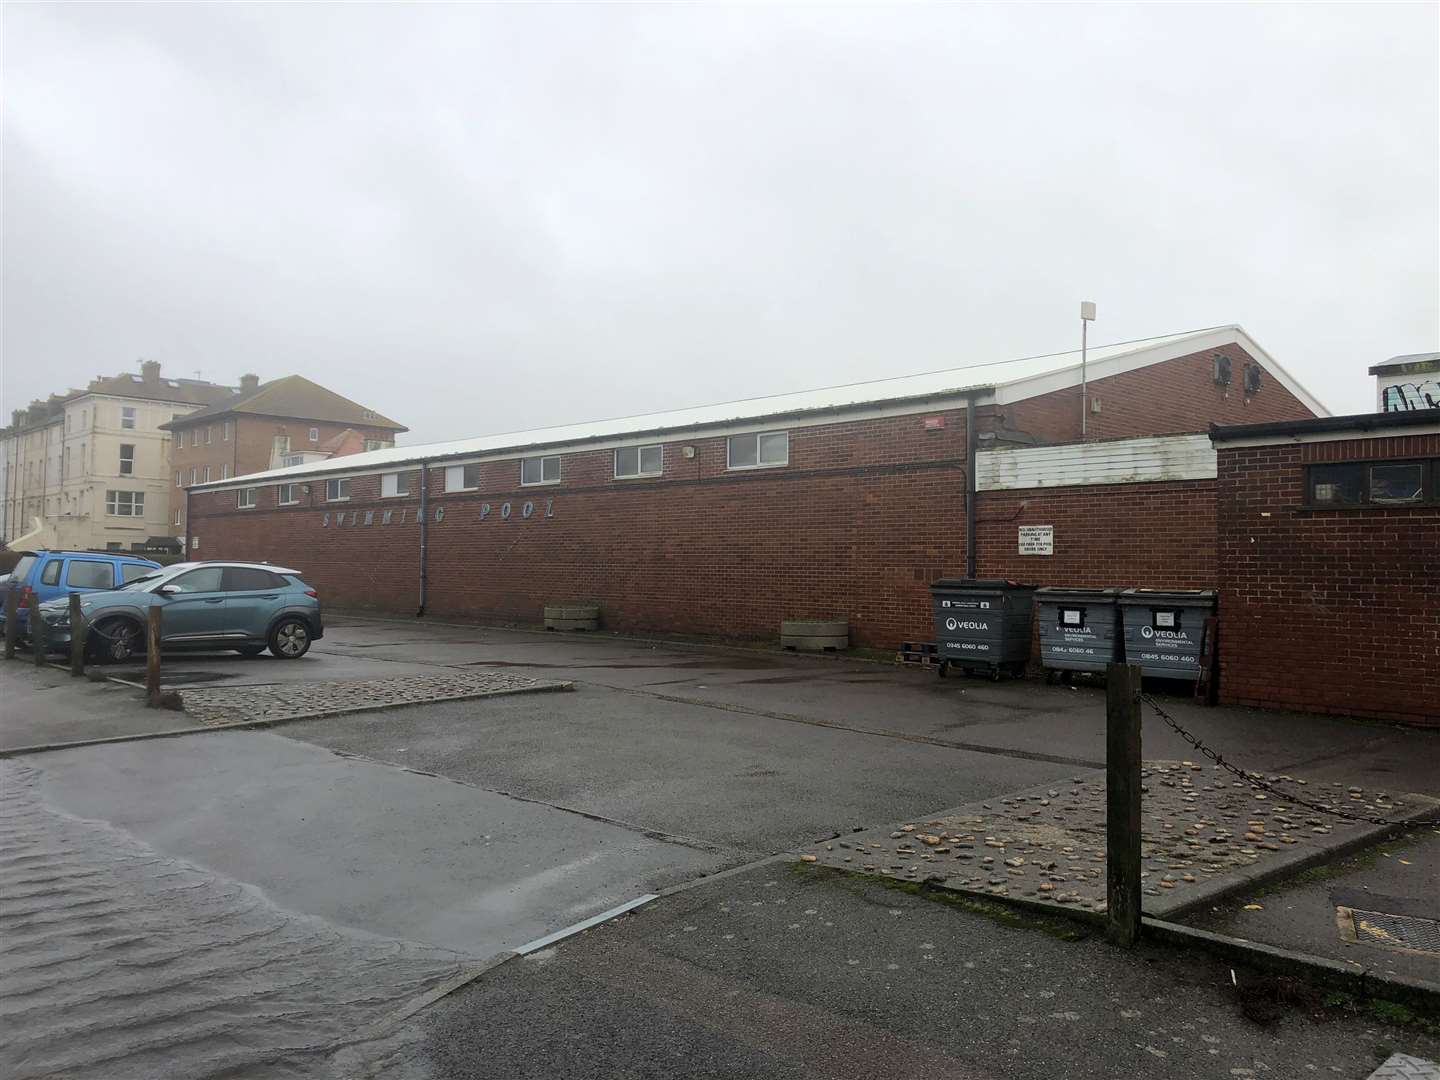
<box><xmin>804</xmin><ymin>761</ymin><xmax>1428</xmax><ymax>915</ymax></box>
<box><xmin>0</xmin><ymin>760</ymin><xmax>474</xmax><ymax>1080</ymax></box>
<box><xmin>1369</xmin><ymin>1054</ymin><xmax>1440</xmax><ymax>1080</ymax></box>
<box><xmin>182</xmin><ymin>670</ymin><xmax>571</xmax><ymax>726</ymax></box>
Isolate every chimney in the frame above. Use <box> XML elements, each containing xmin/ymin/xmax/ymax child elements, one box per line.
<box><xmin>141</xmin><ymin>359</ymin><xmax>162</xmax><ymax>381</ymax></box>
<box><xmin>239</xmin><ymin>373</ymin><xmax>260</xmax><ymax>393</ymax></box>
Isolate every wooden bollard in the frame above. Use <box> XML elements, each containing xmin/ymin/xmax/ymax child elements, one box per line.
<box><xmin>1105</xmin><ymin>662</ymin><xmax>1144</xmax><ymax>946</ymax></box>
<box><xmin>32</xmin><ymin>604</ymin><xmax>47</xmax><ymax>667</ymax></box>
<box><xmin>145</xmin><ymin>605</ymin><xmax>162</xmax><ymax>705</ymax></box>
<box><xmin>69</xmin><ymin>594</ymin><xmax>86</xmax><ymax>677</ymax></box>
<box><xmin>3</xmin><ymin>589</ymin><xmax>16</xmax><ymax>660</ymax></box>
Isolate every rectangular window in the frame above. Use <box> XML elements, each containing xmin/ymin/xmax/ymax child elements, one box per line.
<box><xmin>66</xmin><ymin>560</ymin><xmax>114</xmax><ymax>590</ymax></box>
<box><xmin>381</xmin><ymin>472</ymin><xmax>410</xmax><ymax>497</ymax></box>
<box><xmin>221</xmin><ymin>464</ymin><xmax>231</xmax><ymax>480</ymax></box>
<box><xmin>363</xmin><ymin>439</ymin><xmax>390</xmax><ymax>452</ymax></box>
<box><xmin>326</xmin><ymin>477</ymin><xmax>351</xmax><ymax>501</ymax></box>
<box><xmin>106</xmin><ymin>542</ymin><xmax>123</xmax><ymax>552</ymax></box>
<box><xmin>190</xmin><ymin>467</ymin><xmax>199</xmax><ymax>485</ymax></box>
<box><xmin>277</xmin><ymin>483</ymin><xmax>299</xmax><ymax>505</ymax></box>
<box><xmin>309</xmin><ymin>427</ymin><xmax>319</xmax><ymax>442</ymax></box>
<box><xmin>174</xmin><ymin>509</ymin><xmax>182</xmax><ymax>526</ymax></box>
<box><xmin>119</xmin><ymin>444</ymin><xmax>135</xmax><ymax>476</ymax></box>
<box><xmin>203</xmin><ymin>465</ymin><xmax>212</xmax><ymax>483</ymax></box>
<box><xmin>727</xmin><ymin>431</ymin><xmax>789</xmax><ymax>470</ymax></box>
<box><xmin>614</xmin><ymin>444</ymin><xmax>663</xmax><ymax>479</ymax></box>
<box><xmin>238</xmin><ymin>488</ymin><xmax>257</xmax><ymax>509</ymax></box>
<box><xmin>105</xmin><ymin>490</ymin><xmax>145</xmax><ymax>517</ymax></box>
<box><xmin>121</xmin><ymin>407</ymin><xmax>136</xmax><ymax>430</ymax></box>
<box><xmin>223</xmin><ymin>420</ymin><xmax>232</xmax><ymax>441</ymax></box>
<box><xmin>175</xmin><ymin>470</ymin><xmax>182</xmax><ymax>488</ymax></box>
<box><xmin>204</xmin><ymin>426</ymin><xmax>213</xmax><ymax>445</ymax></box>
<box><xmin>521</xmin><ymin>455</ymin><xmax>561</xmax><ymax>485</ymax></box>
<box><xmin>177</xmin><ymin>429</ymin><xmax>185</xmax><ymax>449</ymax></box>
<box><xmin>1307</xmin><ymin>459</ymin><xmax>1437</xmax><ymax>507</ymax></box>
<box><xmin>446</xmin><ymin>463</ymin><xmax>481</xmax><ymax>492</ymax></box>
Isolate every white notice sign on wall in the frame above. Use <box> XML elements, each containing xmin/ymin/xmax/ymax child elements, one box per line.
<box><xmin>1018</xmin><ymin>525</ymin><xmax>1054</xmax><ymax>556</ymax></box>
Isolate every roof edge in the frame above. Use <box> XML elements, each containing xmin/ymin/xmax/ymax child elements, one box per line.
<box><xmin>1209</xmin><ymin>407</ymin><xmax>1440</xmax><ymax>443</ymax></box>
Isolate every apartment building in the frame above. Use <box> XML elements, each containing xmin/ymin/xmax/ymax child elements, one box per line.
<box><xmin>0</xmin><ymin>361</ymin><xmax>235</xmax><ymax>551</ymax></box>
<box><xmin>162</xmin><ymin>375</ymin><xmax>405</xmax><ymax>531</ymax></box>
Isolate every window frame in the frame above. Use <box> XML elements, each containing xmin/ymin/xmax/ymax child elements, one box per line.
<box><xmin>105</xmin><ymin>489</ymin><xmax>145</xmax><ymax>517</ymax></box>
<box><xmin>1304</xmin><ymin>458</ymin><xmax>1438</xmax><ymax>509</ymax></box>
<box><xmin>120</xmin><ymin>406</ymin><xmax>136</xmax><ymax>430</ymax></box>
<box><xmin>445</xmin><ymin>463</ymin><xmax>481</xmax><ymax>492</ymax></box>
<box><xmin>381</xmin><ymin>472</ymin><xmax>410</xmax><ymax>498</ymax></box>
<box><xmin>65</xmin><ymin>559</ymin><xmax>115</xmax><ymax>590</ymax></box>
<box><xmin>237</xmin><ymin>487</ymin><xmax>257</xmax><ymax>510</ymax></box>
<box><xmin>176</xmin><ymin>429</ymin><xmax>185</xmax><ymax>449</ymax></box>
<box><xmin>726</xmin><ymin>430</ymin><xmax>790</xmax><ymax>471</ymax></box>
<box><xmin>119</xmin><ymin>443</ymin><xmax>135</xmax><ymax>476</ymax></box>
<box><xmin>614</xmin><ymin>444</ymin><xmax>664</xmax><ymax>480</ymax></box>
<box><xmin>277</xmin><ymin>483</ymin><xmax>299</xmax><ymax>506</ymax></box>
<box><xmin>223</xmin><ymin>420</ymin><xmax>232</xmax><ymax>442</ymax></box>
<box><xmin>309</xmin><ymin>427</ymin><xmax>319</xmax><ymax>442</ymax></box>
<box><xmin>326</xmin><ymin>477</ymin><xmax>351</xmax><ymax>502</ymax></box>
<box><xmin>520</xmin><ymin>455</ymin><xmax>561</xmax><ymax>486</ymax></box>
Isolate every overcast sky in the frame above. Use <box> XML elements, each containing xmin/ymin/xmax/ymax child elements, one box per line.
<box><xmin>4</xmin><ymin>3</ymin><xmax>1436</xmax><ymax>441</ymax></box>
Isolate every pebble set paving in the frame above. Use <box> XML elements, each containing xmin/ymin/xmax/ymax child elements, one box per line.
<box><xmin>181</xmin><ymin>670</ymin><xmax>571</xmax><ymax>726</ymax></box>
<box><xmin>804</xmin><ymin>761</ymin><xmax>1425</xmax><ymax>915</ymax></box>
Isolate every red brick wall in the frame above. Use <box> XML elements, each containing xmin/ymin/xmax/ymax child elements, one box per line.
<box><xmin>1216</xmin><ymin>435</ymin><xmax>1440</xmax><ymax>725</ymax></box>
<box><xmin>976</xmin><ymin>480</ymin><xmax>1216</xmax><ymax>588</ymax></box>
<box><xmin>1004</xmin><ymin>344</ymin><xmax>1314</xmax><ymax>443</ymax></box>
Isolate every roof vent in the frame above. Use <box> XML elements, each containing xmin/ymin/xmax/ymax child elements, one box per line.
<box><xmin>1244</xmin><ymin>363</ymin><xmax>1263</xmax><ymax>394</ymax></box>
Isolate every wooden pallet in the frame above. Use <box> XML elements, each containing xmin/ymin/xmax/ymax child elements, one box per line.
<box><xmin>895</xmin><ymin>641</ymin><xmax>940</xmax><ymax>666</ymax></box>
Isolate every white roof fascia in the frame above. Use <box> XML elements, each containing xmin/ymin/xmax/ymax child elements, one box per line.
<box><xmin>991</xmin><ymin>325</ymin><xmax>1330</xmax><ymax>419</ymax></box>
<box><xmin>1214</xmin><ymin>422</ymin><xmax>1440</xmax><ymax>448</ymax></box>
<box><xmin>189</xmin><ymin>388</ymin><xmax>995</xmax><ymax>494</ymax></box>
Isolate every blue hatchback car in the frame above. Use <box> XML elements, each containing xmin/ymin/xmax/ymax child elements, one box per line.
<box><xmin>34</xmin><ymin>560</ymin><xmax>323</xmax><ymax>662</ymax></box>
<box><xmin>1</xmin><ymin>550</ymin><xmax>162</xmax><ymax>636</ymax></box>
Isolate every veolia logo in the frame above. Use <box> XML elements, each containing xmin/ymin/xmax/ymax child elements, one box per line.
<box><xmin>1141</xmin><ymin>626</ymin><xmax>1186</xmax><ymax>640</ymax></box>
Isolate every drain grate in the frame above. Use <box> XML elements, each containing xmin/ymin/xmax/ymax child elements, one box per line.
<box><xmin>1343</xmin><ymin>908</ymin><xmax>1440</xmax><ymax>954</ymax></box>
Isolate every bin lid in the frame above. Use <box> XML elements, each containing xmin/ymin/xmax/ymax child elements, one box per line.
<box><xmin>1118</xmin><ymin>588</ymin><xmax>1216</xmax><ymax>605</ymax></box>
<box><xmin>930</xmin><ymin>578</ymin><xmax>1038</xmax><ymax>592</ymax></box>
<box><xmin>1034</xmin><ymin>587</ymin><xmax>1123</xmax><ymax>599</ymax></box>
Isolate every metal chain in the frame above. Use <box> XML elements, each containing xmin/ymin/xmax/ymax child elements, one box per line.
<box><xmin>1141</xmin><ymin>694</ymin><xmax>1440</xmax><ymax>829</ymax></box>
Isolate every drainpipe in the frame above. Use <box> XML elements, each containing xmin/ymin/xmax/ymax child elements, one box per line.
<box><xmin>965</xmin><ymin>398</ymin><xmax>978</xmax><ymax>579</ymax></box>
<box><xmin>417</xmin><ymin>462</ymin><xmax>429</xmax><ymax>617</ymax></box>
<box><xmin>184</xmin><ymin>487</ymin><xmax>193</xmax><ymax>557</ymax></box>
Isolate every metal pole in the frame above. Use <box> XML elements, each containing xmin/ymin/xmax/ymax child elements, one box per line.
<box><xmin>1081</xmin><ymin>318</ymin><xmax>1088</xmax><ymax>440</ymax></box>
<box><xmin>965</xmin><ymin>398</ymin><xmax>978</xmax><ymax>579</ymax></box>
<box><xmin>1105</xmin><ymin>661</ymin><xmax>1144</xmax><ymax>945</ymax></box>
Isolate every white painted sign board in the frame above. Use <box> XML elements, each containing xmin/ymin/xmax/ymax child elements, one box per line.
<box><xmin>1018</xmin><ymin>525</ymin><xmax>1053</xmax><ymax>555</ymax></box>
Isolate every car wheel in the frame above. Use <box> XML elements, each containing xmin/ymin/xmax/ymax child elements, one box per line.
<box><xmin>92</xmin><ymin>617</ymin><xmax>143</xmax><ymax>664</ymax></box>
<box><xmin>269</xmin><ymin>618</ymin><xmax>311</xmax><ymax>659</ymax></box>
<box><xmin>237</xmin><ymin>645</ymin><xmax>266</xmax><ymax>658</ymax></box>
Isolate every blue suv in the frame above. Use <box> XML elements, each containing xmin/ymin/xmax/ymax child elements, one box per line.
<box><xmin>33</xmin><ymin>560</ymin><xmax>324</xmax><ymax>662</ymax></box>
<box><xmin>1</xmin><ymin>550</ymin><xmax>162</xmax><ymax>637</ymax></box>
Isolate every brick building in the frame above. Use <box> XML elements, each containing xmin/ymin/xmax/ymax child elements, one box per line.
<box><xmin>186</xmin><ymin>325</ymin><xmax>1322</xmax><ymax>649</ymax></box>
<box><xmin>162</xmin><ymin>375</ymin><xmax>406</xmax><ymax>533</ymax></box>
<box><xmin>1211</xmin><ymin>409</ymin><xmax>1440</xmax><ymax>725</ymax></box>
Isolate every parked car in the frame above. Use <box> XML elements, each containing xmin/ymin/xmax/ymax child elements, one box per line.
<box><xmin>32</xmin><ymin>560</ymin><xmax>323</xmax><ymax>662</ymax></box>
<box><xmin>1</xmin><ymin>549</ymin><xmax>162</xmax><ymax>637</ymax></box>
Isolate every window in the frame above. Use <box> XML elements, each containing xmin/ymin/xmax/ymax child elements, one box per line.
<box><xmin>175</xmin><ymin>471</ymin><xmax>182</xmax><ymax>488</ymax></box>
<box><xmin>238</xmin><ymin>488</ymin><xmax>257</xmax><ymax>509</ymax></box>
<box><xmin>190</xmin><ymin>467</ymin><xmax>199</xmax><ymax>485</ymax></box>
<box><xmin>274</xmin><ymin>435</ymin><xmax>291</xmax><ymax>456</ymax></box>
<box><xmin>106</xmin><ymin>542</ymin><xmax>123</xmax><ymax>552</ymax></box>
<box><xmin>40</xmin><ymin>561</ymin><xmax>62</xmax><ymax>586</ymax></box>
<box><xmin>203</xmin><ymin>465</ymin><xmax>212</xmax><ymax>483</ymax></box>
<box><xmin>283</xmin><ymin>454</ymin><xmax>305</xmax><ymax>467</ymax></box>
<box><xmin>219</xmin><ymin>464</ymin><xmax>229</xmax><ymax>480</ymax></box>
<box><xmin>1307</xmin><ymin>459</ymin><xmax>1438</xmax><ymax>508</ymax></box>
<box><xmin>121</xmin><ymin>407</ymin><xmax>136</xmax><ymax>430</ymax></box>
<box><xmin>381</xmin><ymin>472</ymin><xmax>410</xmax><ymax>497</ymax></box>
<box><xmin>223</xmin><ymin>421</ymin><xmax>232</xmax><ymax>442</ymax></box>
<box><xmin>727</xmin><ymin>431</ymin><xmax>789</xmax><ymax>470</ymax></box>
<box><xmin>614</xmin><ymin>444</ymin><xmax>663</xmax><ymax>479</ymax></box>
<box><xmin>326</xmin><ymin>477</ymin><xmax>351</xmax><ymax>501</ymax></box>
<box><xmin>121</xmin><ymin>563</ymin><xmax>153</xmax><ymax>584</ymax></box>
<box><xmin>177</xmin><ymin>430</ymin><xmax>185</xmax><ymax>449</ymax></box>
<box><xmin>277</xmin><ymin>483</ymin><xmax>299</xmax><ymax>505</ymax></box>
<box><xmin>66</xmin><ymin>560</ymin><xmax>113</xmax><ymax>590</ymax></box>
<box><xmin>309</xmin><ymin>427</ymin><xmax>319</xmax><ymax>442</ymax></box>
<box><xmin>205</xmin><ymin>426</ymin><xmax>213</xmax><ymax>445</ymax></box>
<box><xmin>446</xmin><ymin>463</ymin><xmax>481</xmax><ymax>492</ymax></box>
<box><xmin>364</xmin><ymin>439</ymin><xmax>390</xmax><ymax>452</ymax></box>
<box><xmin>119</xmin><ymin>444</ymin><xmax>135</xmax><ymax>476</ymax></box>
<box><xmin>521</xmin><ymin>455</ymin><xmax>561</xmax><ymax>485</ymax></box>
<box><xmin>105</xmin><ymin>490</ymin><xmax>145</xmax><ymax>517</ymax></box>
<box><xmin>168</xmin><ymin>566</ymin><xmax>224</xmax><ymax>593</ymax></box>
<box><xmin>175</xmin><ymin>509</ymin><xmax>182</xmax><ymax>526</ymax></box>
<box><xmin>224</xmin><ymin>566</ymin><xmax>286</xmax><ymax>591</ymax></box>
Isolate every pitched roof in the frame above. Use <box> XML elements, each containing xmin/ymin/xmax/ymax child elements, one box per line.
<box><xmin>86</xmin><ymin>372</ymin><xmax>237</xmax><ymax>407</ymax></box>
<box><xmin>159</xmin><ymin>375</ymin><xmax>407</xmax><ymax>432</ymax></box>
<box><xmin>195</xmin><ymin>324</ymin><xmax>1325</xmax><ymax>492</ymax></box>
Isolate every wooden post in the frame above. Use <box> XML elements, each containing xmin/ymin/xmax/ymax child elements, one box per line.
<box><xmin>69</xmin><ymin>594</ymin><xmax>86</xmax><ymax>677</ymax></box>
<box><xmin>32</xmin><ymin>604</ymin><xmax>47</xmax><ymax>667</ymax></box>
<box><xmin>1105</xmin><ymin>661</ymin><xmax>1143</xmax><ymax>946</ymax></box>
<box><xmin>145</xmin><ymin>606</ymin><xmax>162</xmax><ymax>705</ymax></box>
<box><xmin>3</xmin><ymin>590</ymin><xmax>16</xmax><ymax>660</ymax></box>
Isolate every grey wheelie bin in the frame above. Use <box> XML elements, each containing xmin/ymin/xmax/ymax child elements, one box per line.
<box><xmin>929</xmin><ymin>579</ymin><xmax>1037</xmax><ymax>680</ymax></box>
<box><xmin>1118</xmin><ymin>589</ymin><xmax>1216</xmax><ymax>681</ymax></box>
<box><xmin>1034</xmin><ymin>587</ymin><xmax>1123</xmax><ymax>682</ymax></box>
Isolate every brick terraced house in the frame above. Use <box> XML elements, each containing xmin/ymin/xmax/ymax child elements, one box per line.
<box><xmin>162</xmin><ymin>375</ymin><xmax>406</xmax><ymax>533</ymax></box>
<box><xmin>185</xmin><ymin>322</ymin><xmax>1335</xmax><ymax>653</ymax></box>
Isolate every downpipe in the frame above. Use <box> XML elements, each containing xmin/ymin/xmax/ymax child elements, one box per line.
<box><xmin>965</xmin><ymin>398</ymin><xmax>977</xmax><ymax>579</ymax></box>
<box><xmin>417</xmin><ymin>462</ymin><xmax>429</xmax><ymax>618</ymax></box>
